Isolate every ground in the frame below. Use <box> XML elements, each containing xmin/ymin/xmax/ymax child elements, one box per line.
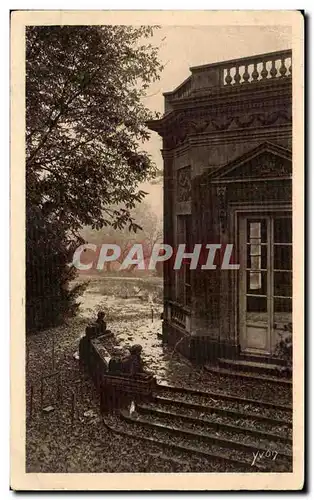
<box><xmin>26</xmin><ymin>275</ymin><xmax>292</xmax><ymax>473</ymax></box>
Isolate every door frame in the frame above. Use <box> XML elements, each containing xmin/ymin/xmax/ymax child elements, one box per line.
<box><xmin>230</xmin><ymin>204</ymin><xmax>292</xmax><ymax>356</ymax></box>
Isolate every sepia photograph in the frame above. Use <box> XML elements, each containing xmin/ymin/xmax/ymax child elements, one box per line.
<box><xmin>10</xmin><ymin>10</ymin><xmax>304</xmax><ymax>491</ymax></box>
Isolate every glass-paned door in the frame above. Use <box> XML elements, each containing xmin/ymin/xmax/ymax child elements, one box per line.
<box><xmin>239</xmin><ymin>214</ymin><xmax>292</xmax><ymax>354</ymax></box>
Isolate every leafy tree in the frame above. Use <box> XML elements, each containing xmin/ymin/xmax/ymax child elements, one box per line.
<box><xmin>26</xmin><ymin>26</ymin><xmax>163</xmax><ymax>330</ymax></box>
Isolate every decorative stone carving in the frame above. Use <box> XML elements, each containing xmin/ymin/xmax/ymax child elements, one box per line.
<box><xmin>161</xmin><ymin>106</ymin><xmax>292</xmax><ymax>151</ymax></box>
<box><xmin>177</xmin><ymin>166</ymin><xmax>191</xmax><ymax>202</ymax></box>
<box><xmin>233</xmin><ymin>114</ymin><xmax>256</xmax><ymax>128</ymax></box>
<box><xmin>221</xmin><ymin>152</ymin><xmax>292</xmax><ymax>180</ymax></box>
<box><xmin>211</xmin><ymin>116</ymin><xmax>234</xmax><ymax>131</ymax></box>
<box><xmin>166</xmin><ymin>110</ymin><xmax>292</xmax><ymax>148</ymax></box>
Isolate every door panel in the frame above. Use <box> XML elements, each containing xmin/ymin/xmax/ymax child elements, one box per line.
<box><xmin>246</xmin><ymin>325</ymin><xmax>268</xmax><ymax>350</ymax></box>
<box><xmin>239</xmin><ymin>217</ymin><xmax>270</xmax><ymax>354</ymax></box>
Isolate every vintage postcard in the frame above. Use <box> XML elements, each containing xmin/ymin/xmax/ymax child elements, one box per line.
<box><xmin>11</xmin><ymin>10</ymin><xmax>304</xmax><ymax>491</ymax></box>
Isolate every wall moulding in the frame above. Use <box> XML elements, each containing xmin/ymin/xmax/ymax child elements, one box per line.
<box><xmin>161</xmin><ymin>110</ymin><xmax>291</xmax><ymax>150</ymax></box>
<box><xmin>200</xmin><ymin>126</ymin><xmax>290</xmax><ymax>143</ymax></box>
<box><xmin>170</xmin><ymin>90</ymin><xmax>291</xmax><ymax>119</ymax></box>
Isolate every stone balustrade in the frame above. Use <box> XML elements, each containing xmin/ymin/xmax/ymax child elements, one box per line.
<box><xmin>164</xmin><ymin>49</ymin><xmax>292</xmax><ymax>112</ymax></box>
<box><xmin>166</xmin><ymin>300</ymin><xmax>191</xmax><ymax>332</ymax></box>
<box><xmin>221</xmin><ymin>50</ymin><xmax>292</xmax><ymax>87</ymax></box>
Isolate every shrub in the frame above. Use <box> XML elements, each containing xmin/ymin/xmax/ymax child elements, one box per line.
<box><xmin>26</xmin><ymin>206</ymin><xmax>87</xmax><ymax>332</ymax></box>
<box><xmin>275</xmin><ymin>323</ymin><xmax>292</xmax><ymax>372</ymax></box>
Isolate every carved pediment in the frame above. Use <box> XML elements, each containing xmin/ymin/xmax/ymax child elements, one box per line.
<box><xmin>208</xmin><ymin>142</ymin><xmax>292</xmax><ymax>181</ymax></box>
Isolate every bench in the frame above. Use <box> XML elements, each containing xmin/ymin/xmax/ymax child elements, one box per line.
<box><xmin>99</xmin><ymin>374</ymin><xmax>156</xmax><ymax>412</ymax></box>
<box><xmin>102</xmin><ymin>373</ymin><xmax>156</xmax><ymax>396</ymax></box>
<box><xmin>79</xmin><ymin>335</ymin><xmax>110</xmax><ymax>384</ymax></box>
<box><xmin>79</xmin><ymin>335</ymin><xmax>157</xmax><ymax>411</ymax></box>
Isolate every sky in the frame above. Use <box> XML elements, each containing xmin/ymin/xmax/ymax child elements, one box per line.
<box><xmin>139</xmin><ymin>25</ymin><xmax>292</xmax><ymax>216</ymax></box>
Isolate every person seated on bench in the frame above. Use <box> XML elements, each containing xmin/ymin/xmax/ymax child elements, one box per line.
<box><xmin>85</xmin><ymin>311</ymin><xmax>113</xmax><ymax>339</ymax></box>
<box><xmin>122</xmin><ymin>344</ymin><xmax>151</xmax><ymax>378</ymax></box>
<box><xmin>95</xmin><ymin>311</ymin><xmax>112</xmax><ymax>336</ymax></box>
<box><xmin>108</xmin><ymin>348</ymin><xmax>123</xmax><ymax>375</ymax></box>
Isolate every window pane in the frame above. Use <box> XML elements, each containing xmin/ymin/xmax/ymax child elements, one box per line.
<box><xmin>274</xmin><ymin>245</ymin><xmax>292</xmax><ymax>270</ymax></box>
<box><xmin>247</xmin><ymin>295</ymin><xmax>267</xmax><ymax>312</ymax></box>
<box><xmin>274</xmin><ymin>217</ymin><xmax>292</xmax><ymax>243</ymax></box>
<box><xmin>247</xmin><ymin>270</ymin><xmax>267</xmax><ymax>294</ymax></box>
<box><xmin>249</xmin><ymin>221</ymin><xmax>261</xmax><ymax>241</ymax></box>
<box><xmin>247</xmin><ymin>244</ymin><xmax>267</xmax><ymax>269</ymax></box>
<box><xmin>274</xmin><ymin>271</ymin><xmax>292</xmax><ymax>297</ymax></box>
<box><xmin>247</xmin><ymin>219</ymin><xmax>267</xmax><ymax>243</ymax></box>
<box><xmin>274</xmin><ymin>297</ymin><xmax>292</xmax><ymax>312</ymax></box>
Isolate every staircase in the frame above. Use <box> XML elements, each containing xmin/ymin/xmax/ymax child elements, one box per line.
<box><xmin>205</xmin><ymin>355</ymin><xmax>292</xmax><ymax>384</ymax></box>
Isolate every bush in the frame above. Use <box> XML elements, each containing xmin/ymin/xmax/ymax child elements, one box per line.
<box><xmin>275</xmin><ymin>323</ymin><xmax>292</xmax><ymax>373</ymax></box>
<box><xmin>26</xmin><ymin>206</ymin><xmax>87</xmax><ymax>333</ymax></box>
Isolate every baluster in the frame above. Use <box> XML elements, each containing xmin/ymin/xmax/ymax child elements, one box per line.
<box><xmin>251</xmin><ymin>62</ymin><xmax>259</xmax><ymax>82</ymax></box>
<box><xmin>279</xmin><ymin>57</ymin><xmax>287</xmax><ymax>78</ymax></box>
<box><xmin>261</xmin><ymin>60</ymin><xmax>268</xmax><ymax>80</ymax></box>
<box><xmin>234</xmin><ymin>66</ymin><xmax>241</xmax><ymax>85</ymax></box>
<box><xmin>270</xmin><ymin>59</ymin><xmax>278</xmax><ymax>79</ymax></box>
<box><xmin>242</xmin><ymin>64</ymin><xmax>250</xmax><ymax>83</ymax></box>
<box><xmin>225</xmin><ymin>67</ymin><xmax>232</xmax><ymax>86</ymax></box>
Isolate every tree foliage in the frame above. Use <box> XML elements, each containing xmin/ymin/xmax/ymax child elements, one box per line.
<box><xmin>26</xmin><ymin>25</ymin><xmax>163</xmax><ymax>232</ymax></box>
<box><xmin>26</xmin><ymin>25</ymin><xmax>163</xmax><ymax>331</ymax></box>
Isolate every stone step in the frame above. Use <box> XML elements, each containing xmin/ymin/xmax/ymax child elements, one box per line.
<box><xmin>218</xmin><ymin>357</ymin><xmax>290</xmax><ymax>377</ymax></box>
<box><xmin>238</xmin><ymin>353</ymin><xmax>286</xmax><ymax>366</ymax></box>
<box><xmin>204</xmin><ymin>365</ymin><xmax>292</xmax><ymax>385</ymax></box>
